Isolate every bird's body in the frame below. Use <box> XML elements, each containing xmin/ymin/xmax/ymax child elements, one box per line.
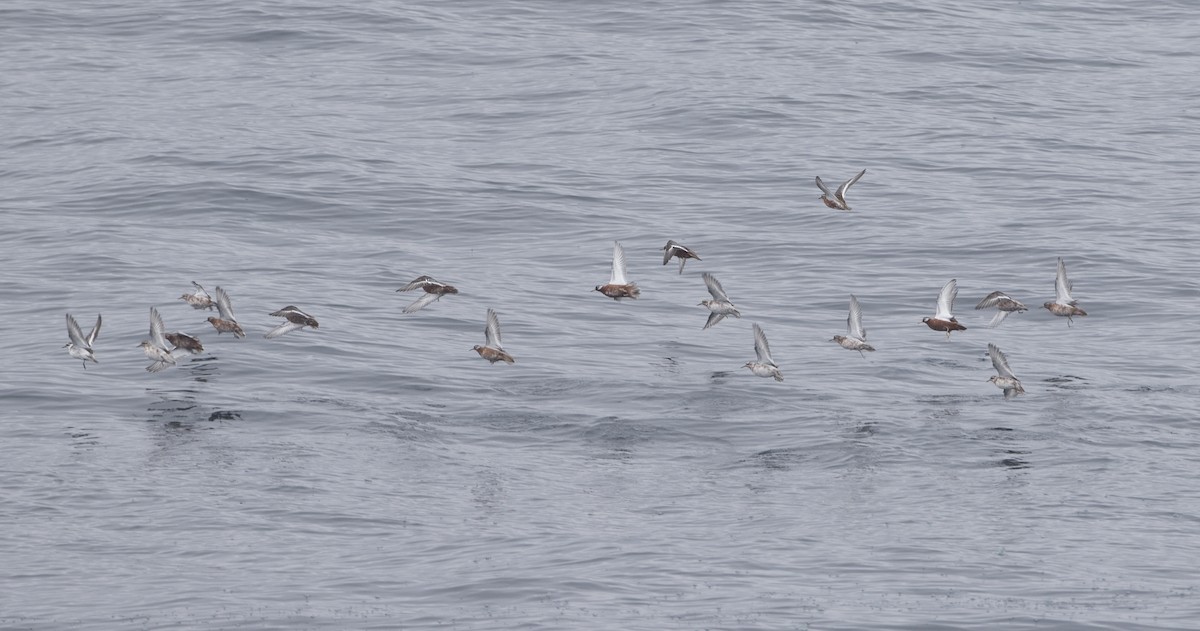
<box><xmin>698</xmin><ymin>272</ymin><xmax>740</xmax><ymax>329</ymax></box>
<box><xmin>815</xmin><ymin>169</ymin><xmax>866</xmax><ymax>211</ymax></box>
<box><xmin>396</xmin><ymin>275</ymin><xmax>458</xmax><ymax>314</ymax></box>
<box><xmin>140</xmin><ymin>307</ymin><xmax>178</xmax><ymax>372</ymax></box>
<box><xmin>473</xmin><ymin>308</ymin><xmax>514</xmax><ymax>364</ymax></box>
<box><xmin>743</xmin><ymin>323</ymin><xmax>783</xmax><ymax>382</ymax></box>
<box><xmin>832</xmin><ymin>294</ymin><xmax>875</xmax><ymax>357</ymax></box>
<box><xmin>180</xmin><ymin>281</ymin><xmax>214</xmax><ymax>310</ymax></box>
<box><xmin>975</xmin><ymin>291</ymin><xmax>1028</xmax><ymax>328</ymax></box>
<box><xmin>265</xmin><ymin>305</ymin><xmax>319</xmax><ymax>339</ymax></box>
<box><xmin>64</xmin><ymin>313</ymin><xmax>102</xmax><ymax>368</ymax></box>
<box><xmin>661</xmin><ymin>240</ymin><xmax>701</xmax><ymax>274</ymax></box>
<box><xmin>987</xmin><ymin>343</ymin><xmax>1025</xmax><ymax>398</ymax></box>
<box><xmin>595</xmin><ymin>241</ymin><xmax>640</xmax><ymax>299</ymax></box>
<box><xmin>1043</xmin><ymin>258</ymin><xmax>1087</xmax><ymax>325</ymax></box>
<box><xmin>923</xmin><ymin>279</ymin><xmax>967</xmax><ymax>339</ymax></box>
<box><xmin>206</xmin><ymin>286</ymin><xmax>245</xmax><ymax>338</ymax></box>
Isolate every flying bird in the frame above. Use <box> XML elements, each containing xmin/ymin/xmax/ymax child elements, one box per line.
<box><xmin>1043</xmin><ymin>258</ymin><xmax>1087</xmax><ymax>325</ymax></box>
<box><xmin>206</xmin><ymin>286</ymin><xmax>245</xmax><ymax>338</ymax></box>
<box><xmin>595</xmin><ymin>241</ymin><xmax>640</xmax><ymax>300</ymax></box>
<box><xmin>661</xmin><ymin>240</ymin><xmax>701</xmax><ymax>274</ymax></box>
<box><xmin>698</xmin><ymin>272</ymin><xmax>740</xmax><ymax>330</ymax></box>
<box><xmin>473</xmin><ymin>308</ymin><xmax>514</xmax><ymax>364</ymax></box>
<box><xmin>179</xmin><ymin>281</ymin><xmax>214</xmax><ymax>310</ymax></box>
<box><xmin>815</xmin><ymin>168</ymin><xmax>866</xmax><ymax>211</ymax></box>
<box><xmin>987</xmin><ymin>343</ymin><xmax>1025</xmax><ymax>399</ymax></box>
<box><xmin>396</xmin><ymin>275</ymin><xmax>459</xmax><ymax>314</ymax></box>
<box><xmin>922</xmin><ymin>279</ymin><xmax>967</xmax><ymax>339</ymax></box>
<box><xmin>743</xmin><ymin>323</ymin><xmax>783</xmax><ymax>382</ymax></box>
<box><xmin>64</xmin><ymin>313</ymin><xmax>101</xmax><ymax>368</ymax></box>
<box><xmin>832</xmin><ymin>294</ymin><xmax>875</xmax><ymax>357</ymax></box>
<box><xmin>265</xmin><ymin>306</ymin><xmax>319</xmax><ymax>339</ymax></box>
<box><xmin>975</xmin><ymin>291</ymin><xmax>1028</xmax><ymax>328</ymax></box>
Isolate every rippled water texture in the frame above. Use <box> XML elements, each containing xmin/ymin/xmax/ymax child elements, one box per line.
<box><xmin>3</xmin><ymin>1</ymin><xmax>1199</xmax><ymax>628</ymax></box>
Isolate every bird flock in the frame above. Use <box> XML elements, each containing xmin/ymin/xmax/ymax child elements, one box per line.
<box><xmin>64</xmin><ymin>171</ymin><xmax>1087</xmax><ymax>397</ymax></box>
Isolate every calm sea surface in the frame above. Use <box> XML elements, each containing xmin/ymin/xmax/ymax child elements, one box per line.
<box><xmin>2</xmin><ymin>1</ymin><xmax>1199</xmax><ymax>629</ymax></box>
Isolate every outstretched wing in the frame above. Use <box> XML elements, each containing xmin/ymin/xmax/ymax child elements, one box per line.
<box><xmin>403</xmin><ymin>292</ymin><xmax>440</xmax><ymax>314</ymax></box>
<box><xmin>662</xmin><ymin>241</ymin><xmax>677</xmax><ymax>265</ymax></box>
<box><xmin>835</xmin><ymin>168</ymin><xmax>866</xmax><ymax>201</ymax></box>
<box><xmin>214</xmin><ymin>286</ymin><xmax>237</xmax><ymax>321</ymax></box>
<box><xmin>1055</xmin><ymin>258</ymin><xmax>1075</xmax><ymax>305</ymax></box>
<box><xmin>815</xmin><ymin>175</ymin><xmax>833</xmax><ymax>196</ymax></box>
<box><xmin>975</xmin><ymin>291</ymin><xmax>1010</xmax><ymax>310</ymax></box>
<box><xmin>265</xmin><ymin>320</ymin><xmax>304</xmax><ymax>339</ymax></box>
<box><xmin>935</xmin><ymin>279</ymin><xmax>958</xmax><ymax>321</ymax></box>
<box><xmin>702</xmin><ymin>273</ymin><xmax>730</xmax><ymax>302</ymax></box>
<box><xmin>989</xmin><ymin>343</ymin><xmax>1017</xmax><ymax>379</ymax></box>
<box><xmin>397</xmin><ymin>275</ymin><xmax>435</xmax><ymax>292</ymax></box>
<box><xmin>753</xmin><ymin>323</ymin><xmax>774</xmax><ymax>364</ymax></box>
<box><xmin>986</xmin><ymin>310</ymin><xmax>1011</xmax><ymax>328</ymax></box>
<box><xmin>848</xmin><ymin>294</ymin><xmax>866</xmax><ymax>340</ymax></box>
<box><xmin>485</xmin><ymin>308</ymin><xmax>504</xmax><ymax>349</ymax></box>
<box><xmin>609</xmin><ymin>241</ymin><xmax>629</xmax><ymax>285</ymax></box>
<box><xmin>703</xmin><ymin>312</ymin><xmax>726</xmax><ymax>330</ymax></box>
<box><xmin>149</xmin><ymin>307</ymin><xmax>170</xmax><ymax>350</ymax></box>
<box><xmin>66</xmin><ymin>313</ymin><xmax>87</xmax><ymax>347</ymax></box>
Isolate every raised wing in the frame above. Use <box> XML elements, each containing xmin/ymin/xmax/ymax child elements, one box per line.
<box><xmin>835</xmin><ymin>168</ymin><xmax>866</xmax><ymax>201</ymax></box>
<box><xmin>702</xmin><ymin>273</ymin><xmax>730</xmax><ymax>302</ymax></box>
<box><xmin>149</xmin><ymin>307</ymin><xmax>170</xmax><ymax>350</ymax></box>
<box><xmin>66</xmin><ymin>313</ymin><xmax>87</xmax><ymax>347</ymax></box>
<box><xmin>815</xmin><ymin>175</ymin><xmax>833</xmax><ymax>196</ymax></box>
<box><xmin>1055</xmin><ymin>258</ymin><xmax>1074</xmax><ymax>305</ymax></box>
<box><xmin>214</xmin><ymin>286</ymin><xmax>237</xmax><ymax>321</ymax></box>
<box><xmin>752</xmin><ymin>323</ymin><xmax>774</xmax><ymax>365</ymax></box>
<box><xmin>662</xmin><ymin>241</ymin><xmax>678</xmax><ymax>265</ymax></box>
<box><xmin>609</xmin><ymin>241</ymin><xmax>629</xmax><ymax>285</ymax></box>
<box><xmin>485</xmin><ymin>308</ymin><xmax>503</xmax><ymax>349</ymax></box>
<box><xmin>86</xmin><ymin>314</ymin><xmax>102</xmax><ymax>346</ymax></box>
<box><xmin>935</xmin><ymin>279</ymin><xmax>958</xmax><ymax>321</ymax></box>
<box><xmin>848</xmin><ymin>294</ymin><xmax>866</xmax><ymax>340</ymax></box>
<box><xmin>989</xmin><ymin>343</ymin><xmax>1017</xmax><ymax>380</ymax></box>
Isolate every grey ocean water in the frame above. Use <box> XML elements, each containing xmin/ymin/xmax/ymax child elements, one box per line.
<box><xmin>3</xmin><ymin>1</ymin><xmax>1199</xmax><ymax>628</ymax></box>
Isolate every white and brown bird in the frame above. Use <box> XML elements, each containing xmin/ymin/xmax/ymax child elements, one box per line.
<box><xmin>832</xmin><ymin>294</ymin><xmax>875</xmax><ymax>357</ymax></box>
<box><xmin>265</xmin><ymin>306</ymin><xmax>319</xmax><ymax>339</ymax></box>
<box><xmin>139</xmin><ymin>307</ymin><xmax>179</xmax><ymax>373</ymax></box>
<box><xmin>1043</xmin><ymin>258</ymin><xmax>1087</xmax><ymax>325</ymax></box>
<box><xmin>743</xmin><ymin>323</ymin><xmax>782</xmax><ymax>382</ymax></box>
<box><xmin>179</xmin><ymin>281</ymin><xmax>214</xmax><ymax>310</ymax></box>
<box><xmin>473</xmin><ymin>308</ymin><xmax>514</xmax><ymax>364</ymax></box>
<box><xmin>975</xmin><ymin>291</ymin><xmax>1028</xmax><ymax>328</ymax></box>
<box><xmin>64</xmin><ymin>313</ymin><xmax>101</xmax><ymax>368</ymax></box>
<box><xmin>815</xmin><ymin>168</ymin><xmax>866</xmax><ymax>211</ymax></box>
<box><xmin>661</xmin><ymin>240</ymin><xmax>701</xmax><ymax>274</ymax></box>
<box><xmin>987</xmin><ymin>343</ymin><xmax>1025</xmax><ymax>399</ymax></box>
<box><xmin>206</xmin><ymin>286</ymin><xmax>245</xmax><ymax>338</ymax></box>
<box><xmin>595</xmin><ymin>241</ymin><xmax>639</xmax><ymax>300</ymax></box>
<box><xmin>922</xmin><ymin>279</ymin><xmax>967</xmax><ymax>339</ymax></box>
<box><xmin>698</xmin><ymin>272</ymin><xmax>740</xmax><ymax>330</ymax></box>
<box><xmin>396</xmin><ymin>275</ymin><xmax>459</xmax><ymax>314</ymax></box>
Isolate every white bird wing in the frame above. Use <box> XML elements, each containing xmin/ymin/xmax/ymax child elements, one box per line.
<box><xmin>485</xmin><ymin>308</ymin><xmax>503</xmax><ymax>349</ymax></box>
<box><xmin>1055</xmin><ymin>258</ymin><xmax>1074</xmax><ymax>305</ymax></box>
<box><xmin>397</xmin><ymin>275</ymin><xmax>434</xmax><ymax>292</ymax></box>
<box><xmin>609</xmin><ymin>241</ymin><xmax>629</xmax><ymax>285</ymax></box>
<box><xmin>702</xmin><ymin>273</ymin><xmax>730</xmax><ymax>302</ymax></box>
<box><xmin>66</xmin><ymin>314</ymin><xmax>87</xmax><ymax>347</ymax></box>
<box><xmin>815</xmin><ymin>175</ymin><xmax>833</xmax><ymax>196</ymax></box>
<box><xmin>191</xmin><ymin>281</ymin><xmax>210</xmax><ymax>298</ymax></box>
<box><xmin>836</xmin><ymin>168</ymin><xmax>866</xmax><ymax>200</ymax></box>
<box><xmin>214</xmin><ymin>286</ymin><xmax>237</xmax><ymax>321</ymax></box>
<box><xmin>149</xmin><ymin>307</ymin><xmax>170</xmax><ymax>350</ymax></box>
<box><xmin>753</xmin><ymin>323</ymin><xmax>774</xmax><ymax>364</ymax></box>
<box><xmin>935</xmin><ymin>279</ymin><xmax>958</xmax><ymax>321</ymax></box>
<box><xmin>86</xmin><ymin>314</ymin><xmax>102</xmax><ymax>346</ymax></box>
<box><xmin>403</xmin><ymin>292</ymin><xmax>440</xmax><ymax>314</ymax></box>
<box><xmin>986</xmin><ymin>310</ymin><xmax>1011</xmax><ymax>328</ymax></box>
<box><xmin>265</xmin><ymin>320</ymin><xmax>304</xmax><ymax>339</ymax></box>
<box><xmin>989</xmin><ymin>343</ymin><xmax>1017</xmax><ymax>380</ymax></box>
<box><xmin>975</xmin><ymin>291</ymin><xmax>1009</xmax><ymax>310</ymax></box>
<box><xmin>848</xmin><ymin>295</ymin><xmax>866</xmax><ymax>340</ymax></box>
